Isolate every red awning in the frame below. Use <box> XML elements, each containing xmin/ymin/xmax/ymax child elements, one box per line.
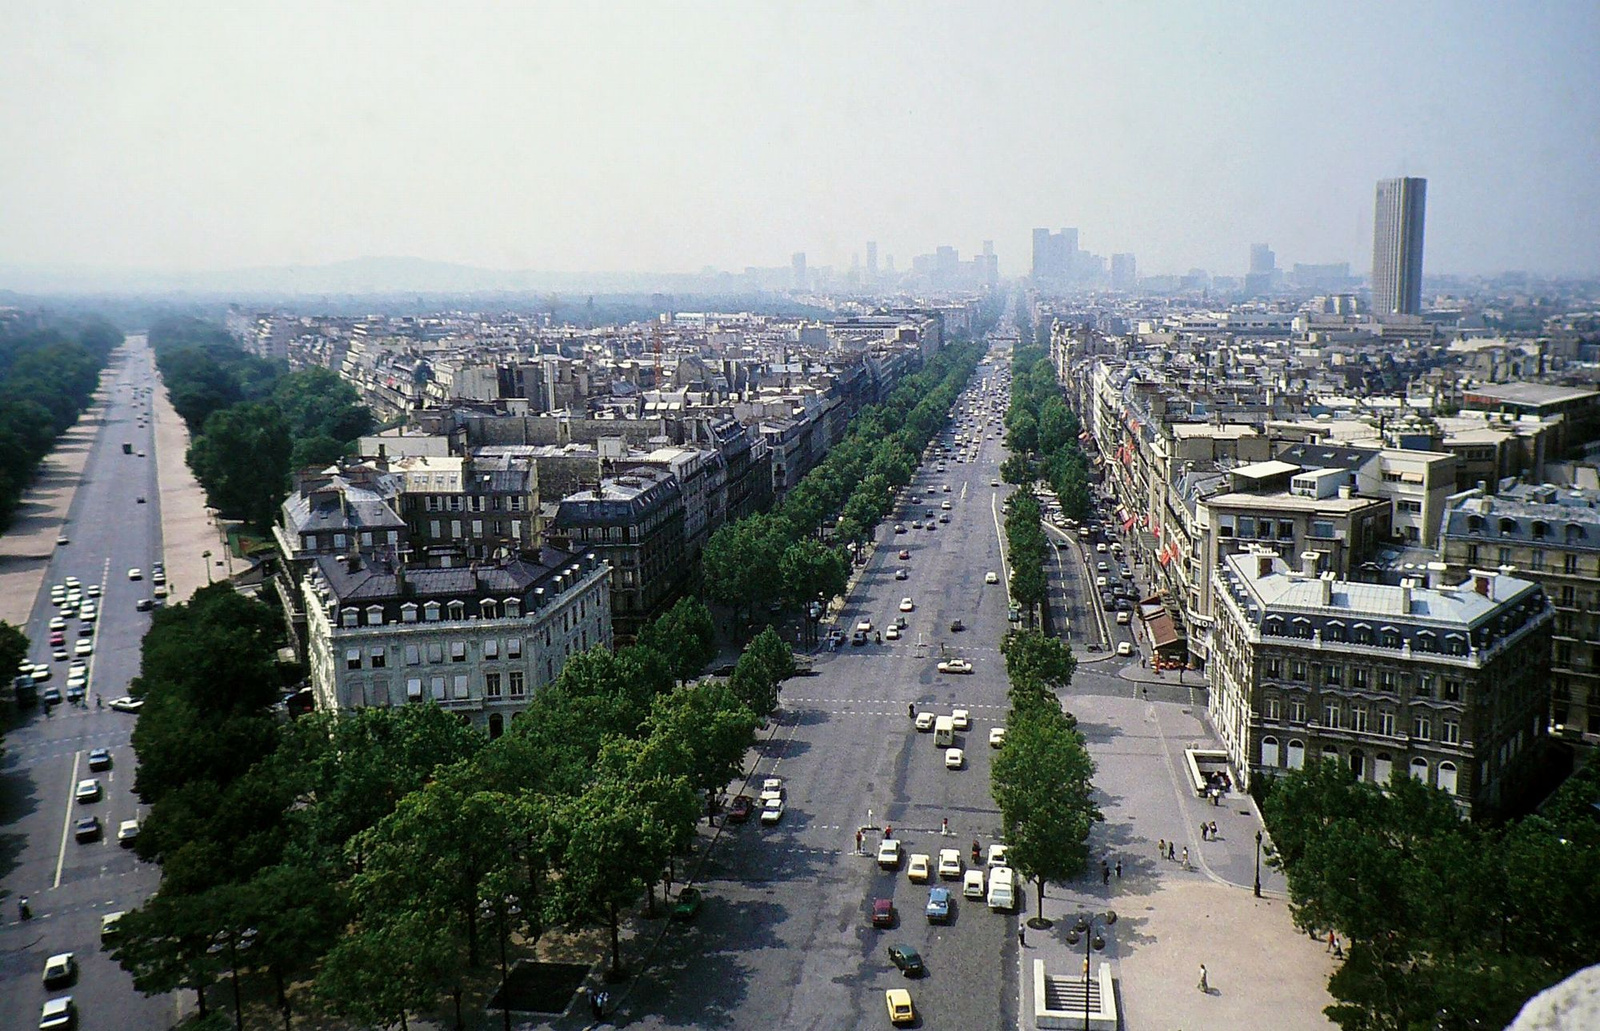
<box><xmin>1145</xmin><ymin>611</ymin><xmax>1183</xmax><ymax>650</ymax></box>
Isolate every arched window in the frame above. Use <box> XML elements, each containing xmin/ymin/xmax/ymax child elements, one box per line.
<box><xmin>1566</xmin><ymin>522</ymin><xmax>1586</xmax><ymax>543</ymax></box>
<box><xmin>1287</xmin><ymin>739</ymin><xmax>1305</xmax><ymax>770</ymax></box>
<box><xmin>1466</xmin><ymin>514</ymin><xmax>1483</xmax><ymax>531</ymax></box>
<box><xmin>1498</xmin><ymin>517</ymin><xmax>1517</xmax><ymax>535</ymax></box>
<box><xmin>1437</xmin><ymin>761</ymin><xmax>1458</xmax><ymax>795</ymax></box>
<box><xmin>1261</xmin><ymin>736</ymin><xmax>1280</xmax><ymax>768</ymax></box>
<box><xmin>488</xmin><ymin>713</ymin><xmax>504</xmax><ymax>740</ymax></box>
<box><xmin>1531</xmin><ymin>520</ymin><xmax>1549</xmax><ymax>539</ymax></box>
<box><xmin>1374</xmin><ymin>753</ymin><xmax>1393</xmax><ymax>785</ymax></box>
<box><xmin>1322</xmin><ymin>744</ymin><xmax>1340</xmax><ymax>766</ymax></box>
<box><xmin>1410</xmin><ymin>756</ymin><xmax>1429</xmax><ymax>782</ymax></box>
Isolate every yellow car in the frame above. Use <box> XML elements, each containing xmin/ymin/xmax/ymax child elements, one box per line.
<box><xmin>908</xmin><ymin>853</ymin><xmax>932</xmax><ymax>883</ymax></box>
<box><xmin>886</xmin><ymin>988</ymin><xmax>915</xmax><ymax>1026</ymax></box>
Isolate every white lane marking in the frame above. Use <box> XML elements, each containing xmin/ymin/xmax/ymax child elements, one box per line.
<box><xmin>54</xmin><ymin>750</ymin><xmax>83</xmax><ymax>888</ymax></box>
<box><xmin>990</xmin><ymin>491</ymin><xmax>1012</xmax><ymax>607</ymax></box>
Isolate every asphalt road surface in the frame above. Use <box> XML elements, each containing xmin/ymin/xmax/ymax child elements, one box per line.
<box><xmin>1</xmin><ymin>335</ymin><xmax>178</xmax><ymax>1031</ymax></box>
<box><xmin>616</xmin><ymin>352</ymin><xmax>1024</xmax><ymax>1029</ymax></box>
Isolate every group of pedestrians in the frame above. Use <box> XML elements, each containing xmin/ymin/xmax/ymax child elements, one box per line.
<box><xmin>1155</xmin><ymin>838</ymin><xmax>1189</xmax><ymax>868</ymax></box>
<box><xmin>1199</xmin><ymin>820</ymin><xmax>1219</xmax><ymax>841</ymax></box>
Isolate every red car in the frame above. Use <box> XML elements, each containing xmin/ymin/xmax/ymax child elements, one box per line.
<box><xmin>50</xmin><ymin>631</ymin><xmax>66</xmax><ymax>646</ymax></box>
<box><xmin>727</xmin><ymin>794</ymin><xmax>754</xmax><ymax>823</ymax></box>
<box><xmin>872</xmin><ymin>898</ymin><xmax>896</xmax><ymax>928</ymax></box>
<box><xmin>898</xmin><ymin>550</ymin><xmax>910</xmax><ymax>560</ymax></box>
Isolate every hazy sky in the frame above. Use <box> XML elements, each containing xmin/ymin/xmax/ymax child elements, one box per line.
<box><xmin>3</xmin><ymin>1</ymin><xmax>1597</xmax><ymax>279</ymax></box>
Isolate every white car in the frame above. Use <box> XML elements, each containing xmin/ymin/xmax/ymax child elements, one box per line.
<box><xmin>884</xmin><ymin>624</ymin><xmax>900</xmax><ymax>640</ymax></box>
<box><xmin>49</xmin><ymin>616</ymin><xmax>65</xmax><ymax>632</ymax></box>
<box><xmin>937</xmin><ymin>658</ymin><xmax>973</xmax><ymax>675</ymax></box>
<box><xmin>945</xmin><ymin>748</ymin><xmax>965</xmax><ymax>770</ymax></box>
<box><xmin>86</xmin><ymin>584</ymin><xmax>101</xmax><ymax>598</ymax></box>
<box><xmin>1117</xmin><ymin>641</ymin><xmax>1134</xmax><ymax>657</ymax></box>
<box><xmin>877</xmin><ymin>838</ymin><xmax>903</xmax><ymax>869</ymax></box>
<box><xmin>951</xmin><ymin>708</ymin><xmax>970</xmax><ymax>731</ymax></box>
<box><xmin>101</xmin><ymin>911</ymin><xmax>125</xmax><ymax>942</ymax></box>
<box><xmin>985</xmin><ymin>570</ymin><xmax>999</xmax><ymax>584</ymax></box>
<box><xmin>987</xmin><ymin>844</ymin><xmax>1010</xmax><ymax>867</ymax></box>
<box><xmin>908</xmin><ymin>853</ymin><xmax>932</xmax><ymax>883</ymax></box>
<box><xmin>914</xmin><ymin>711</ymin><xmax>936</xmax><ymax>732</ymax></box>
<box><xmin>855</xmin><ymin>619</ymin><xmax>873</xmax><ymax>634</ymax></box>
<box><xmin>40</xmin><ymin>997</ymin><xmax>75</xmax><ymax>1031</ymax></box>
<box><xmin>759</xmin><ymin>797</ymin><xmax>785</xmax><ymax>825</ymax></box>
<box><xmin>118</xmin><ymin>819</ymin><xmax>141</xmax><ymax>845</ymax></box>
<box><xmin>64</xmin><ymin>576</ymin><xmax>80</xmax><ymax>589</ymax></box>
<box><xmin>894</xmin><ymin>568</ymin><xmax>909</xmax><ymax>581</ymax></box>
<box><xmin>989</xmin><ymin>727</ymin><xmax>1007</xmax><ymax>748</ymax></box>
<box><xmin>1117</xmin><ymin>611</ymin><xmax>1132</xmax><ymax>625</ymax></box>
<box><xmin>74</xmin><ymin>639</ymin><xmax>93</xmax><ymax>657</ymax></box>
<box><xmin>128</xmin><ymin>568</ymin><xmax>143</xmax><ymax>580</ymax></box>
<box><xmin>108</xmin><ymin>696</ymin><xmax>144</xmax><ymax>713</ymax></box>
<box><xmin>937</xmin><ymin>848</ymin><xmax>963</xmax><ymax>879</ymax></box>
<box><xmin>899</xmin><ymin>597</ymin><xmax>914</xmax><ymax>612</ymax></box>
<box><xmin>74</xmin><ymin>778</ymin><xmax>101</xmax><ymax>803</ymax></box>
<box><xmin>42</xmin><ymin>952</ymin><xmax>76</xmax><ymax>987</ymax></box>
<box><xmin>963</xmin><ymin>867</ymin><xmax>987</xmax><ymax>899</ymax></box>
<box><xmin>941</xmin><ymin>500</ymin><xmax>952</xmax><ymax>510</ymax></box>
<box><xmin>66</xmin><ymin>673</ymin><xmax>87</xmax><ymax>691</ymax></box>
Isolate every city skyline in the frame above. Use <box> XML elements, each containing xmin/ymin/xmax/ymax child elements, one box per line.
<box><xmin>1</xmin><ymin>2</ymin><xmax>1597</xmax><ymax>285</ymax></box>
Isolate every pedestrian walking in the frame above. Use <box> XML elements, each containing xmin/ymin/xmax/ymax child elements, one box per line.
<box><xmin>1182</xmin><ymin>846</ymin><xmax>1189</xmax><ymax>867</ymax></box>
<box><xmin>855</xmin><ymin>829</ymin><xmax>864</xmax><ymax>853</ymax></box>
<box><xmin>1158</xmin><ymin>838</ymin><xmax>1166</xmax><ymax>859</ymax></box>
<box><xmin>884</xmin><ymin>825</ymin><xmax>893</xmax><ymax>840</ymax></box>
<box><xmin>1115</xmin><ymin>858</ymin><xmax>1122</xmax><ymax>879</ymax></box>
<box><xmin>1197</xmin><ymin>964</ymin><xmax>1208</xmax><ymax>993</ymax></box>
<box><xmin>1200</xmin><ymin>822</ymin><xmax>1209</xmax><ymax>841</ymax></box>
<box><xmin>1327</xmin><ymin>930</ymin><xmax>1337</xmax><ymax>953</ymax></box>
<box><xmin>1019</xmin><ymin>926</ymin><xmax>1027</xmax><ymax>948</ymax></box>
<box><xmin>1102</xmin><ymin>863</ymin><xmax>1110</xmax><ymax>886</ymax></box>
<box><xmin>1168</xmin><ymin>842</ymin><xmax>1176</xmax><ymax>861</ymax></box>
<box><xmin>1209</xmin><ymin>821</ymin><xmax>1218</xmax><ymax>840</ymax></box>
<box><xmin>942</xmin><ymin>816</ymin><xmax>949</xmax><ymax>836</ymax></box>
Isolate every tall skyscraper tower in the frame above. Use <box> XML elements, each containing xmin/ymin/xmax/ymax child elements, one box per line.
<box><xmin>1032</xmin><ymin>228</ymin><xmax>1052</xmax><ymax>278</ymax></box>
<box><xmin>866</xmin><ymin>241</ymin><xmax>878</xmax><ymax>276</ymax></box>
<box><xmin>791</xmin><ymin>252</ymin><xmax>807</xmax><ymax>292</ymax></box>
<box><xmin>1372</xmin><ymin>177</ymin><xmax>1426</xmax><ymax>315</ymax></box>
<box><xmin>1250</xmin><ymin>243</ymin><xmax>1276</xmax><ymax>275</ymax></box>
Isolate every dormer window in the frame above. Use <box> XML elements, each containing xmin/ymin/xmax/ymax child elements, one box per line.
<box><xmin>423</xmin><ymin>601</ymin><xmax>441</xmax><ymax>622</ymax></box>
<box><xmin>1567</xmin><ymin>523</ymin><xmax>1586</xmax><ymax>542</ymax></box>
<box><xmin>401</xmin><ymin>602</ymin><xmax>418</xmax><ymax>623</ymax></box>
<box><xmin>447</xmin><ymin>600</ymin><xmax>466</xmax><ymax>620</ymax></box>
<box><xmin>505</xmin><ymin>597</ymin><xmax>521</xmax><ymax>618</ymax></box>
<box><xmin>340</xmin><ymin>607</ymin><xmax>359</xmax><ymax>628</ymax></box>
<box><xmin>480</xmin><ymin>599</ymin><xmax>499</xmax><ymax>620</ymax></box>
<box><xmin>1531</xmin><ymin>520</ymin><xmax>1549</xmax><ymax>539</ymax></box>
<box><xmin>1498</xmin><ymin>517</ymin><xmax>1517</xmax><ymax>535</ymax></box>
<box><xmin>365</xmin><ymin>605</ymin><xmax>384</xmax><ymax>626</ymax></box>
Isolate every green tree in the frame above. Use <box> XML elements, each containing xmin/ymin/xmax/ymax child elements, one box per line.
<box><xmin>991</xmin><ymin>708</ymin><xmax>1101</xmax><ymax>920</ymax></box>
<box><xmin>779</xmin><ymin>538</ymin><xmax>850</xmax><ymax>612</ymax></box>
<box><xmin>186</xmin><ymin>401</ymin><xmax>293</xmax><ymax>531</ymax></box>
<box><xmin>0</xmin><ymin>620</ymin><xmax>28</xmax><ymax>685</ymax></box>
<box><xmin>637</xmin><ymin>595</ymin><xmax>717</xmax><ymax>684</ymax></box>
<box><xmin>1001</xmin><ymin>629</ymin><xmax>1078</xmax><ymax>696</ymax></box>
<box><xmin>644</xmin><ymin>680</ymin><xmax>759</xmax><ymax>812</ymax></box>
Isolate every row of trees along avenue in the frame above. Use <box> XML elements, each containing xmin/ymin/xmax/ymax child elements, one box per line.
<box><xmin>702</xmin><ymin>336</ymin><xmax>988</xmax><ymax>632</ymax></box>
<box><xmin>149</xmin><ymin>317</ymin><xmax>374</xmax><ymax>533</ymax></box>
<box><xmin>1263</xmin><ymin>757</ymin><xmax>1600</xmax><ymax>1031</ymax></box>
<box><xmin>990</xmin><ymin>628</ymin><xmax>1101</xmax><ymax>920</ymax></box>
<box><xmin>113</xmin><ymin>587</ymin><xmax>792</xmax><ymax>1030</ymax></box>
<box><xmin>1000</xmin><ymin>342</ymin><xmax>1091</xmax><ymax>524</ymax></box>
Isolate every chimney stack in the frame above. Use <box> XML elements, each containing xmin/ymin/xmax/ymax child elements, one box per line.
<box><xmin>1300</xmin><ymin>550</ymin><xmax>1320</xmax><ymax>576</ymax></box>
<box><xmin>1256</xmin><ymin>552</ymin><xmax>1275</xmax><ymax>578</ymax></box>
<box><xmin>1471</xmin><ymin>570</ymin><xmax>1493</xmax><ymax>598</ymax></box>
<box><xmin>1399</xmin><ymin>579</ymin><xmax>1414</xmax><ymax>614</ymax></box>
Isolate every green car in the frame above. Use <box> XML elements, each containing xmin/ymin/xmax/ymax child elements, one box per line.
<box><xmin>671</xmin><ymin>887</ymin><xmax>703</xmax><ymax>921</ymax></box>
<box><xmin>887</xmin><ymin>943</ymin><xmax>925</xmax><ymax>977</ymax></box>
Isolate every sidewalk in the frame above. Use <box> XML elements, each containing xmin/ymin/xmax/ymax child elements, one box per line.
<box><xmin>0</xmin><ymin>372</ymin><xmax>112</xmax><ymax>626</ymax></box>
<box><xmin>150</xmin><ymin>349</ymin><xmax>226</xmax><ymax>605</ymax></box>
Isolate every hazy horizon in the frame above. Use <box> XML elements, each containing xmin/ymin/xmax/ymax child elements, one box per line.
<box><xmin>3</xmin><ymin>2</ymin><xmax>1597</xmax><ymax>284</ymax></box>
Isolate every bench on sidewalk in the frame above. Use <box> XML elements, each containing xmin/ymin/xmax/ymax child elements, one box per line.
<box><xmin>1035</xmin><ymin>959</ymin><xmax>1116</xmax><ymax>1030</ymax></box>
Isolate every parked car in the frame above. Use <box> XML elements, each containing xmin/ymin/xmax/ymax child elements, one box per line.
<box><xmin>963</xmin><ymin>867</ymin><xmax>987</xmax><ymax>899</ymax></box>
<box><xmin>989</xmin><ymin>727</ymin><xmax>1007</xmax><ymax>748</ymax></box>
<box><xmin>671</xmin><ymin>887</ymin><xmax>703</xmax><ymax>921</ymax></box>
<box><xmin>908</xmin><ymin>853</ymin><xmax>932</xmax><ymax>883</ymax></box>
<box><xmin>727</xmin><ymin>794</ymin><xmax>753</xmax><ymax>823</ymax></box>
<box><xmin>937</xmin><ymin>848</ymin><xmax>963</xmax><ymax>879</ymax></box>
<box><xmin>951</xmin><ymin>708</ymin><xmax>970</xmax><ymax>731</ymax></box>
<box><xmin>885</xmin><ymin>988</ymin><xmax>915</xmax><ymax>1026</ymax></box>
<box><xmin>877</xmin><ymin>839</ymin><xmax>902</xmax><ymax>869</ymax></box>
<box><xmin>914</xmin><ymin>711</ymin><xmax>936</xmax><ymax>732</ymax></box>
<box><xmin>945</xmin><ymin>748</ymin><xmax>965</xmax><ymax>770</ymax></box>
<box><xmin>760</xmin><ymin>797</ymin><xmax>785</xmax><ymax>825</ymax></box>
<box><xmin>872</xmin><ymin>897</ymin><xmax>896</xmax><ymax>928</ymax></box>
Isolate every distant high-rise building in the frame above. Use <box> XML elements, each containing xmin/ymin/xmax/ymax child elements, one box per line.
<box><xmin>866</xmin><ymin>241</ymin><xmax>878</xmax><ymax>276</ymax></box>
<box><xmin>1110</xmin><ymin>253</ymin><xmax>1137</xmax><ymax>292</ymax></box>
<box><xmin>1031</xmin><ymin>228</ymin><xmax>1079</xmax><ymax>280</ymax></box>
<box><xmin>1372</xmin><ymin>177</ymin><xmax>1426</xmax><ymax>315</ymax></box>
<box><xmin>980</xmin><ymin>240</ymin><xmax>998</xmax><ymax>288</ymax></box>
<box><xmin>1250</xmin><ymin>243</ymin><xmax>1276</xmax><ymax>275</ymax></box>
<box><xmin>791</xmin><ymin>252</ymin><xmax>807</xmax><ymax>292</ymax></box>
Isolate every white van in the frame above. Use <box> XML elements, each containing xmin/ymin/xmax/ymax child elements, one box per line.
<box><xmin>934</xmin><ymin>715</ymin><xmax>955</xmax><ymax>747</ymax></box>
<box><xmin>987</xmin><ymin>866</ymin><xmax>1015</xmax><ymax>911</ymax></box>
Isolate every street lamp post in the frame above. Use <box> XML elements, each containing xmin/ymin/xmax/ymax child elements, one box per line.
<box><xmin>202</xmin><ymin>549</ymin><xmax>212</xmax><ymax>585</ymax></box>
<box><xmin>1065</xmin><ymin>910</ymin><xmax>1116</xmax><ymax>1031</ymax></box>
<box><xmin>1254</xmin><ymin>829</ymin><xmax>1263</xmax><ymax>899</ymax></box>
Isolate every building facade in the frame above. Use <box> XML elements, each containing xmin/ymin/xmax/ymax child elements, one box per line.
<box><xmin>1209</xmin><ymin>548</ymin><xmax>1551</xmax><ymax>819</ymax></box>
<box><xmin>302</xmin><ymin>548</ymin><xmax>611</xmax><ymax>737</ymax></box>
<box><xmin>1372</xmin><ymin>176</ymin><xmax>1427</xmax><ymax>316</ymax></box>
<box><xmin>1440</xmin><ymin>484</ymin><xmax>1600</xmax><ymax>743</ymax></box>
